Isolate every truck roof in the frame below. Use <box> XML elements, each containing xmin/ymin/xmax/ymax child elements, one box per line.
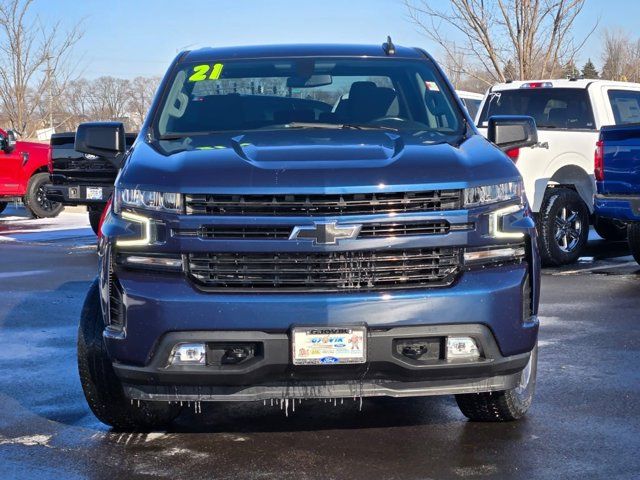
<box><xmin>456</xmin><ymin>90</ymin><xmax>484</xmax><ymax>100</ymax></box>
<box><xmin>181</xmin><ymin>43</ymin><xmax>425</xmax><ymax>63</ymax></box>
<box><xmin>490</xmin><ymin>78</ymin><xmax>640</xmax><ymax>91</ymax></box>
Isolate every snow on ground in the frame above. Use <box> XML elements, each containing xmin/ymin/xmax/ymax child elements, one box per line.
<box><xmin>0</xmin><ymin>205</ymin><xmax>93</xmax><ymax>244</ymax></box>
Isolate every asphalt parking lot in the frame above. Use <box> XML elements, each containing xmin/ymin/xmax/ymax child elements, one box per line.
<box><xmin>0</xmin><ymin>205</ymin><xmax>638</xmax><ymax>480</ymax></box>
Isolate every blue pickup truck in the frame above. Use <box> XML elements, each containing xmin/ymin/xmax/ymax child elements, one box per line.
<box><xmin>594</xmin><ymin>124</ymin><xmax>640</xmax><ymax>264</ymax></box>
<box><xmin>74</xmin><ymin>41</ymin><xmax>541</xmax><ymax>430</ymax></box>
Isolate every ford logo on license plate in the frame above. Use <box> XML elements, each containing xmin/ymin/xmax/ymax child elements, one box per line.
<box><xmin>320</xmin><ymin>356</ymin><xmax>339</xmax><ymax>364</ymax></box>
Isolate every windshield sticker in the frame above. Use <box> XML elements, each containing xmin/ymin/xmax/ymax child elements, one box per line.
<box><xmin>425</xmin><ymin>81</ymin><xmax>440</xmax><ymax>91</ymax></box>
<box><xmin>188</xmin><ymin>63</ymin><xmax>224</xmax><ymax>82</ymax></box>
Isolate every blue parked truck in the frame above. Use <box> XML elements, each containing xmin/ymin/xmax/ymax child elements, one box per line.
<box><xmin>594</xmin><ymin>123</ymin><xmax>640</xmax><ymax>264</ymax></box>
<box><xmin>75</xmin><ymin>41</ymin><xmax>541</xmax><ymax>429</ymax></box>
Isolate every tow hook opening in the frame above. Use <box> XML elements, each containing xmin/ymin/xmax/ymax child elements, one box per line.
<box><xmin>209</xmin><ymin>343</ymin><xmax>260</xmax><ymax>366</ymax></box>
<box><xmin>394</xmin><ymin>338</ymin><xmax>442</xmax><ymax>362</ymax></box>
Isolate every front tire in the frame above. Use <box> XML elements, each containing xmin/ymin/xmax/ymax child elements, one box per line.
<box><xmin>594</xmin><ymin>217</ymin><xmax>627</xmax><ymax>241</ymax></box>
<box><xmin>78</xmin><ymin>279</ymin><xmax>181</xmax><ymax>430</ymax></box>
<box><xmin>628</xmin><ymin>223</ymin><xmax>640</xmax><ymax>265</ymax></box>
<box><xmin>537</xmin><ymin>188</ymin><xmax>589</xmax><ymax>266</ymax></box>
<box><xmin>455</xmin><ymin>345</ymin><xmax>538</xmax><ymax>422</ymax></box>
<box><xmin>24</xmin><ymin>172</ymin><xmax>63</xmax><ymax>218</ymax></box>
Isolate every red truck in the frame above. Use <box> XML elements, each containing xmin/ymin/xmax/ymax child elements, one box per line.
<box><xmin>0</xmin><ymin>128</ymin><xmax>62</xmax><ymax>217</ymax></box>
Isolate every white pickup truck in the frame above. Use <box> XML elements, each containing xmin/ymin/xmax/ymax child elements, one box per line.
<box><xmin>476</xmin><ymin>79</ymin><xmax>640</xmax><ymax>265</ymax></box>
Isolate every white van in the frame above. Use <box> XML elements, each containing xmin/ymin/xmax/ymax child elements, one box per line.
<box><xmin>457</xmin><ymin>90</ymin><xmax>484</xmax><ymax>120</ymax></box>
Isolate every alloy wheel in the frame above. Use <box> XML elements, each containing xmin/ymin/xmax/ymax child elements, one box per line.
<box><xmin>36</xmin><ymin>183</ymin><xmax>60</xmax><ymax>212</ymax></box>
<box><xmin>554</xmin><ymin>206</ymin><xmax>582</xmax><ymax>252</ymax></box>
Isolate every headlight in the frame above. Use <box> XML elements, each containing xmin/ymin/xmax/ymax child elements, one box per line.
<box><xmin>464</xmin><ymin>181</ymin><xmax>523</xmax><ymax>208</ymax></box>
<box><xmin>113</xmin><ymin>188</ymin><xmax>182</xmax><ymax>214</ymax></box>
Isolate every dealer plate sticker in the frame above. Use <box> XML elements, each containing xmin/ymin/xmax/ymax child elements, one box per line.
<box><xmin>292</xmin><ymin>327</ymin><xmax>366</xmax><ymax>365</ymax></box>
<box><xmin>86</xmin><ymin>187</ymin><xmax>103</xmax><ymax>200</ymax></box>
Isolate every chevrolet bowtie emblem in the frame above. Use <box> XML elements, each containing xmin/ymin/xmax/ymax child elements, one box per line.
<box><xmin>289</xmin><ymin>222</ymin><xmax>361</xmax><ymax>245</ymax></box>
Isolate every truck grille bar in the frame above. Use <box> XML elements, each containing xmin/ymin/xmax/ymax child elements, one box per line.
<box><xmin>187</xmin><ymin>248</ymin><xmax>460</xmax><ymax>292</ymax></box>
<box><xmin>185</xmin><ymin>190</ymin><xmax>462</xmax><ymax>216</ymax></box>
<box><xmin>176</xmin><ymin>221</ymin><xmax>452</xmax><ymax>240</ymax></box>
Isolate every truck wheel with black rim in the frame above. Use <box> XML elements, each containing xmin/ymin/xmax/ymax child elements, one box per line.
<box><xmin>455</xmin><ymin>345</ymin><xmax>537</xmax><ymax>422</ymax></box>
<box><xmin>593</xmin><ymin>216</ymin><xmax>628</xmax><ymax>241</ymax></box>
<box><xmin>0</xmin><ymin>202</ymin><xmax>7</xmax><ymax>214</ymax></box>
<box><xmin>78</xmin><ymin>279</ymin><xmax>182</xmax><ymax>430</ymax></box>
<box><xmin>536</xmin><ymin>188</ymin><xmax>590</xmax><ymax>266</ymax></box>
<box><xmin>24</xmin><ymin>172</ymin><xmax>63</xmax><ymax>218</ymax></box>
<box><xmin>88</xmin><ymin>206</ymin><xmax>104</xmax><ymax>235</ymax></box>
<box><xmin>628</xmin><ymin>223</ymin><xmax>640</xmax><ymax>265</ymax></box>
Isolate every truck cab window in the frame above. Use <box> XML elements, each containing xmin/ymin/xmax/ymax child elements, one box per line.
<box><xmin>608</xmin><ymin>89</ymin><xmax>640</xmax><ymax>124</ymax></box>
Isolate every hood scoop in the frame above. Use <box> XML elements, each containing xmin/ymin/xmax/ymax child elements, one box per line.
<box><xmin>230</xmin><ymin>131</ymin><xmax>404</xmax><ymax>170</ymax></box>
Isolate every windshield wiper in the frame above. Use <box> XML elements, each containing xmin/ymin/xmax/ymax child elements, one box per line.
<box><xmin>158</xmin><ymin>132</ymin><xmax>212</xmax><ymax>140</ymax></box>
<box><xmin>286</xmin><ymin>122</ymin><xmax>399</xmax><ymax>132</ymax></box>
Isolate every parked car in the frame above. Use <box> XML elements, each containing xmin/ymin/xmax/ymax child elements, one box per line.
<box><xmin>457</xmin><ymin>90</ymin><xmax>484</xmax><ymax>119</ymax></box>
<box><xmin>476</xmin><ymin>79</ymin><xmax>640</xmax><ymax>265</ymax></box>
<box><xmin>45</xmin><ymin>132</ymin><xmax>137</xmax><ymax>234</ymax></box>
<box><xmin>594</xmin><ymin>123</ymin><xmax>640</xmax><ymax>264</ymax></box>
<box><xmin>76</xmin><ymin>41</ymin><xmax>540</xmax><ymax>430</ymax></box>
<box><xmin>0</xmin><ymin>128</ymin><xmax>62</xmax><ymax>217</ymax></box>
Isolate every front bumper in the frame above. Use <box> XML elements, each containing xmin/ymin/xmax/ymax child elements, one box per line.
<box><xmin>45</xmin><ymin>183</ymin><xmax>113</xmax><ymax>206</ymax></box>
<box><xmin>594</xmin><ymin>194</ymin><xmax>640</xmax><ymax>222</ymax></box>
<box><xmin>116</xmin><ymin>325</ymin><xmax>532</xmax><ymax>401</ymax></box>
<box><xmin>104</xmin><ymin>261</ymin><xmax>537</xmax><ymax>401</ymax></box>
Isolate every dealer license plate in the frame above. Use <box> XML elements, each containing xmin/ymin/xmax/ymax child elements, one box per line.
<box><xmin>292</xmin><ymin>327</ymin><xmax>366</xmax><ymax>365</ymax></box>
<box><xmin>86</xmin><ymin>187</ymin><xmax>103</xmax><ymax>200</ymax></box>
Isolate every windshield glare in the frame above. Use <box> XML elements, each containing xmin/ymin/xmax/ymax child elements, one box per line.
<box><xmin>155</xmin><ymin>58</ymin><xmax>463</xmax><ymax>138</ymax></box>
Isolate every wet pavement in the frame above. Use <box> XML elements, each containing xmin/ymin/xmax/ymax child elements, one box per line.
<box><xmin>0</xmin><ymin>205</ymin><xmax>639</xmax><ymax>479</ymax></box>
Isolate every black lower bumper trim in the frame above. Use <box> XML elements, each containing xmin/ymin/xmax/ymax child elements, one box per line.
<box><xmin>45</xmin><ymin>184</ymin><xmax>113</xmax><ymax>205</ymax></box>
<box><xmin>123</xmin><ymin>373</ymin><xmax>522</xmax><ymax>402</ymax></box>
<box><xmin>112</xmin><ymin>325</ymin><xmax>534</xmax><ymax>399</ymax></box>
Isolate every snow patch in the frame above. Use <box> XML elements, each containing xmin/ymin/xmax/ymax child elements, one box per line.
<box><xmin>0</xmin><ymin>434</ymin><xmax>52</xmax><ymax>447</ymax></box>
<box><xmin>144</xmin><ymin>432</ymin><xmax>167</xmax><ymax>442</ymax></box>
<box><xmin>161</xmin><ymin>447</ymin><xmax>209</xmax><ymax>459</ymax></box>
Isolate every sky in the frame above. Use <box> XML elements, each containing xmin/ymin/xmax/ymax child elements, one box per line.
<box><xmin>32</xmin><ymin>0</ymin><xmax>640</xmax><ymax>80</ymax></box>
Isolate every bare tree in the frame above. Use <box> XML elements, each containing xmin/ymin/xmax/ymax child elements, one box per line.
<box><xmin>600</xmin><ymin>29</ymin><xmax>640</xmax><ymax>82</ymax></box>
<box><xmin>86</xmin><ymin>76</ymin><xmax>131</xmax><ymax>124</ymax></box>
<box><xmin>58</xmin><ymin>78</ymin><xmax>92</xmax><ymax>130</ymax></box>
<box><xmin>0</xmin><ymin>0</ymin><xmax>82</xmax><ymax>136</ymax></box>
<box><xmin>405</xmin><ymin>0</ymin><xmax>597</xmax><ymax>85</ymax></box>
<box><xmin>443</xmin><ymin>45</ymin><xmax>465</xmax><ymax>88</ymax></box>
<box><xmin>128</xmin><ymin>76</ymin><xmax>161</xmax><ymax>129</ymax></box>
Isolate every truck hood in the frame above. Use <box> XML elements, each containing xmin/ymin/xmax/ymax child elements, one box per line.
<box><xmin>120</xmin><ymin>130</ymin><xmax>520</xmax><ymax>193</ymax></box>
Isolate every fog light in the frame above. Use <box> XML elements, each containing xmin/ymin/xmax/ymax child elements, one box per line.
<box><xmin>169</xmin><ymin>343</ymin><xmax>206</xmax><ymax>365</ymax></box>
<box><xmin>446</xmin><ymin>337</ymin><xmax>480</xmax><ymax>361</ymax></box>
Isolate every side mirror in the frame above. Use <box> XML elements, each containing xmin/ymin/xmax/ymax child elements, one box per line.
<box><xmin>487</xmin><ymin>115</ymin><xmax>538</xmax><ymax>151</ymax></box>
<box><xmin>75</xmin><ymin>122</ymin><xmax>126</xmax><ymax>168</ymax></box>
<box><xmin>4</xmin><ymin>130</ymin><xmax>17</xmax><ymax>153</ymax></box>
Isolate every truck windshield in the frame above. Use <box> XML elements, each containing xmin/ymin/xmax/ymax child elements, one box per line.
<box><xmin>478</xmin><ymin>88</ymin><xmax>595</xmax><ymax>130</ymax></box>
<box><xmin>154</xmin><ymin>57</ymin><xmax>464</xmax><ymax>139</ymax></box>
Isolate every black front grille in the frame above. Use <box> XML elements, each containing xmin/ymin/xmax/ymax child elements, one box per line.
<box><xmin>51</xmin><ymin>158</ymin><xmax>118</xmax><ymax>184</ymax></box>
<box><xmin>185</xmin><ymin>190</ymin><xmax>462</xmax><ymax>216</ymax></box>
<box><xmin>187</xmin><ymin>248</ymin><xmax>460</xmax><ymax>292</ymax></box>
<box><xmin>186</xmin><ymin>221</ymin><xmax>451</xmax><ymax>240</ymax></box>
